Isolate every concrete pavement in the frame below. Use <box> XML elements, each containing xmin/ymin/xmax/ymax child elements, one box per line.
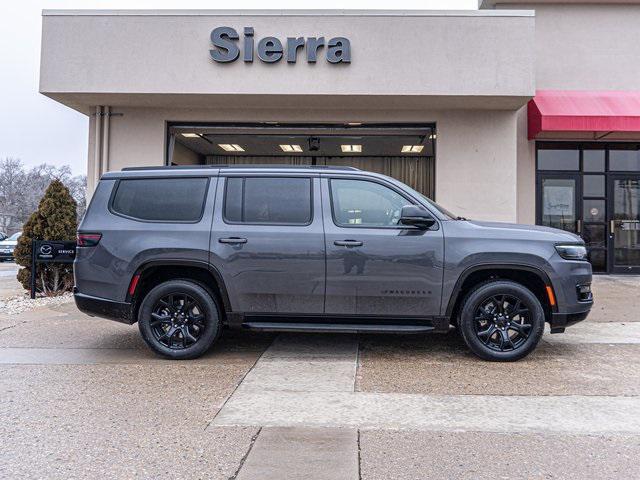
<box><xmin>0</xmin><ymin>275</ymin><xmax>639</xmax><ymax>479</ymax></box>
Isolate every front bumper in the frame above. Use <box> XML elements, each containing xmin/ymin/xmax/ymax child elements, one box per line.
<box><xmin>549</xmin><ymin>310</ymin><xmax>591</xmax><ymax>333</ymax></box>
<box><xmin>74</xmin><ymin>290</ymin><xmax>135</xmax><ymax>325</ymax></box>
<box><xmin>547</xmin><ymin>259</ymin><xmax>593</xmax><ymax>333</ymax></box>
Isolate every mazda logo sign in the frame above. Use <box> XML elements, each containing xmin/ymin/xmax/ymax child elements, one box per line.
<box><xmin>40</xmin><ymin>245</ymin><xmax>52</xmax><ymax>255</ymax></box>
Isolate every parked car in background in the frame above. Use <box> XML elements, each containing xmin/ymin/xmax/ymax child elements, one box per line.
<box><xmin>74</xmin><ymin>166</ymin><xmax>593</xmax><ymax>362</ymax></box>
<box><xmin>0</xmin><ymin>232</ymin><xmax>22</xmax><ymax>261</ymax></box>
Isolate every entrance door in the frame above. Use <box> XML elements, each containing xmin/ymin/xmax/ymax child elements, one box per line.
<box><xmin>321</xmin><ymin>175</ymin><xmax>444</xmax><ymax>318</ymax></box>
<box><xmin>609</xmin><ymin>175</ymin><xmax>640</xmax><ymax>274</ymax></box>
<box><xmin>537</xmin><ymin>173</ymin><xmax>580</xmax><ymax>234</ymax></box>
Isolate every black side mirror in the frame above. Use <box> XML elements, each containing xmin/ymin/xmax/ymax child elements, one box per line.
<box><xmin>399</xmin><ymin>205</ymin><xmax>436</xmax><ymax>229</ymax></box>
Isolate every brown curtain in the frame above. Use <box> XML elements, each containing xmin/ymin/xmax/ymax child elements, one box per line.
<box><xmin>318</xmin><ymin>156</ymin><xmax>435</xmax><ymax>199</ymax></box>
<box><xmin>205</xmin><ymin>155</ymin><xmax>435</xmax><ymax>200</ymax></box>
<box><xmin>206</xmin><ymin>156</ymin><xmax>312</xmax><ymax>166</ymax></box>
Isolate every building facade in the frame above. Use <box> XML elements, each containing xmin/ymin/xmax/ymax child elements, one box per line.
<box><xmin>39</xmin><ymin>2</ymin><xmax>640</xmax><ymax>273</ymax></box>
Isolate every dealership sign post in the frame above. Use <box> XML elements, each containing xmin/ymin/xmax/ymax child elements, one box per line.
<box><xmin>30</xmin><ymin>240</ymin><xmax>76</xmax><ymax>299</ymax></box>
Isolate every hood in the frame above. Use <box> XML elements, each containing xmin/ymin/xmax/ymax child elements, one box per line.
<box><xmin>465</xmin><ymin>220</ymin><xmax>584</xmax><ymax>243</ymax></box>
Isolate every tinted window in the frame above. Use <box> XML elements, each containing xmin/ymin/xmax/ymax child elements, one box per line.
<box><xmin>330</xmin><ymin>179</ymin><xmax>409</xmax><ymax>227</ymax></box>
<box><xmin>111</xmin><ymin>178</ymin><xmax>208</xmax><ymax>222</ymax></box>
<box><xmin>583</xmin><ymin>150</ymin><xmax>605</xmax><ymax>172</ymax></box>
<box><xmin>224</xmin><ymin>177</ymin><xmax>312</xmax><ymax>224</ymax></box>
<box><xmin>537</xmin><ymin>149</ymin><xmax>579</xmax><ymax>170</ymax></box>
<box><xmin>610</xmin><ymin>149</ymin><xmax>640</xmax><ymax>171</ymax></box>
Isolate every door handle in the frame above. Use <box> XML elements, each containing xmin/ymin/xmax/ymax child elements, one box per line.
<box><xmin>334</xmin><ymin>240</ymin><xmax>363</xmax><ymax>247</ymax></box>
<box><xmin>219</xmin><ymin>237</ymin><xmax>247</xmax><ymax>244</ymax></box>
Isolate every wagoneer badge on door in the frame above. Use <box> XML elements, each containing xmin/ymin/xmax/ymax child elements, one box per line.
<box><xmin>210</xmin><ymin>27</ymin><xmax>351</xmax><ymax>64</ymax></box>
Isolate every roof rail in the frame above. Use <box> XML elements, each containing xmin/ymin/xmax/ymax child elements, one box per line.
<box><xmin>122</xmin><ymin>164</ymin><xmax>360</xmax><ymax>172</ymax></box>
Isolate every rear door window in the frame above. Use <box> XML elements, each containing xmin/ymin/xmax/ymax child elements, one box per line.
<box><xmin>111</xmin><ymin>177</ymin><xmax>208</xmax><ymax>222</ymax></box>
<box><xmin>224</xmin><ymin>177</ymin><xmax>312</xmax><ymax>225</ymax></box>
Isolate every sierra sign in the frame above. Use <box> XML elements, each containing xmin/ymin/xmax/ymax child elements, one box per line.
<box><xmin>210</xmin><ymin>27</ymin><xmax>351</xmax><ymax>64</ymax></box>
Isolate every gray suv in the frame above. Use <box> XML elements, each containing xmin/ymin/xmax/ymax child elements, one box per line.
<box><xmin>74</xmin><ymin>166</ymin><xmax>593</xmax><ymax>361</ymax></box>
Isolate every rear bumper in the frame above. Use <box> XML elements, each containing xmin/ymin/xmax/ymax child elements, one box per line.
<box><xmin>74</xmin><ymin>290</ymin><xmax>135</xmax><ymax>325</ymax></box>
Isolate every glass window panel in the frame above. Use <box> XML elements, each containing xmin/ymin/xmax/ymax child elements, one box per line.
<box><xmin>613</xmin><ymin>178</ymin><xmax>640</xmax><ymax>221</ymax></box>
<box><xmin>610</xmin><ymin>149</ymin><xmax>640</xmax><ymax>171</ymax></box>
<box><xmin>111</xmin><ymin>178</ymin><xmax>208</xmax><ymax>222</ymax></box>
<box><xmin>537</xmin><ymin>149</ymin><xmax>579</xmax><ymax>171</ymax></box>
<box><xmin>583</xmin><ymin>224</ymin><xmax>606</xmax><ymax>248</ymax></box>
<box><xmin>583</xmin><ymin>150</ymin><xmax>605</xmax><ymax>172</ymax></box>
<box><xmin>583</xmin><ymin>175</ymin><xmax>605</xmax><ymax>197</ymax></box>
<box><xmin>330</xmin><ymin>179</ymin><xmax>409</xmax><ymax>227</ymax></box>
<box><xmin>583</xmin><ymin>199</ymin><xmax>605</xmax><ymax>222</ymax></box>
<box><xmin>612</xmin><ymin>178</ymin><xmax>640</xmax><ymax>268</ymax></box>
<box><xmin>223</xmin><ymin>177</ymin><xmax>243</xmax><ymax>222</ymax></box>
<box><xmin>541</xmin><ymin>178</ymin><xmax>576</xmax><ymax>232</ymax></box>
<box><xmin>587</xmin><ymin>249</ymin><xmax>607</xmax><ymax>273</ymax></box>
<box><xmin>229</xmin><ymin>177</ymin><xmax>312</xmax><ymax>224</ymax></box>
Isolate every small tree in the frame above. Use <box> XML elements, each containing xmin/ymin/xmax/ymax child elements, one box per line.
<box><xmin>15</xmin><ymin>180</ymin><xmax>78</xmax><ymax>296</ymax></box>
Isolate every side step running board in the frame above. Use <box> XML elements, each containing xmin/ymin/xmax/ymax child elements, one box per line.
<box><xmin>241</xmin><ymin>322</ymin><xmax>436</xmax><ymax>334</ymax></box>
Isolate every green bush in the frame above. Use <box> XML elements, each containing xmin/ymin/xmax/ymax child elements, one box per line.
<box><xmin>15</xmin><ymin>180</ymin><xmax>78</xmax><ymax>295</ymax></box>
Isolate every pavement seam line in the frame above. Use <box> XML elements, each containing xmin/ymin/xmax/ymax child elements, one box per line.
<box><xmin>205</xmin><ymin>334</ymin><xmax>277</xmax><ymax>430</ymax></box>
<box><xmin>228</xmin><ymin>426</ymin><xmax>262</xmax><ymax>480</ymax></box>
<box><xmin>357</xmin><ymin>428</ymin><xmax>362</xmax><ymax>480</ymax></box>
<box><xmin>0</xmin><ymin>320</ymin><xmax>29</xmax><ymax>333</ymax></box>
<box><xmin>354</xmin><ymin>335</ymin><xmax>360</xmax><ymax>393</ymax></box>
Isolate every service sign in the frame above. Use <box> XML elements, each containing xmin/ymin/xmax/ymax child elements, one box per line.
<box><xmin>35</xmin><ymin>241</ymin><xmax>76</xmax><ymax>264</ymax></box>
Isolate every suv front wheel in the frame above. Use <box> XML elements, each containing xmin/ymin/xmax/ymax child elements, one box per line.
<box><xmin>138</xmin><ymin>279</ymin><xmax>221</xmax><ymax>359</ymax></box>
<box><xmin>458</xmin><ymin>280</ymin><xmax>545</xmax><ymax>361</ymax></box>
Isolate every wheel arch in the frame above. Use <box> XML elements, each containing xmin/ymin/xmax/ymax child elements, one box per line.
<box><xmin>127</xmin><ymin>259</ymin><xmax>232</xmax><ymax>323</ymax></box>
<box><xmin>446</xmin><ymin>264</ymin><xmax>556</xmax><ymax>323</ymax></box>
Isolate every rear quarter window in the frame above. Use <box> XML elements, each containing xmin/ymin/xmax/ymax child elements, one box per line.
<box><xmin>110</xmin><ymin>177</ymin><xmax>209</xmax><ymax>222</ymax></box>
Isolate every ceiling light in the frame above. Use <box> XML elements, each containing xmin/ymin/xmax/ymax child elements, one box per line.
<box><xmin>218</xmin><ymin>144</ymin><xmax>245</xmax><ymax>152</ymax></box>
<box><xmin>181</xmin><ymin>133</ymin><xmax>200</xmax><ymax>138</ymax></box>
<box><xmin>401</xmin><ymin>145</ymin><xmax>424</xmax><ymax>153</ymax></box>
<box><xmin>341</xmin><ymin>144</ymin><xmax>362</xmax><ymax>153</ymax></box>
<box><xmin>279</xmin><ymin>144</ymin><xmax>303</xmax><ymax>153</ymax></box>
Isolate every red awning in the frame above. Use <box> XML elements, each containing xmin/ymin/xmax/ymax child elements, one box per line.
<box><xmin>528</xmin><ymin>90</ymin><xmax>640</xmax><ymax>140</ymax></box>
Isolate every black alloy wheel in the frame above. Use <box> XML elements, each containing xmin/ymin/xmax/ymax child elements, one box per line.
<box><xmin>474</xmin><ymin>294</ymin><xmax>533</xmax><ymax>352</ymax></box>
<box><xmin>458</xmin><ymin>280</ymin><xmax>545</xmax><ymax>361</ymax></box>
<box><xmin>138</xmin><ymin>279</ymin><xmax>221</xmax><ymax>360</ymax></box>
<box><xmin>150</xmin><ymin>293</ymin><xmax>205</xmax><ymax>350</ymax></box>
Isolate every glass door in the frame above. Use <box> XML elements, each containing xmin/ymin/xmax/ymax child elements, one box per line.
<box><xmin>609</xmin><ymin>175</ymin><xmax>640</xmax><ymax>274</ymax></box>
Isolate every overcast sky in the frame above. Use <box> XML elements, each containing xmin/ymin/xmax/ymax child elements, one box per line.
<box><xmin>0</xmin><ymin>0</ymin><xmax>476</xmax><ymax>175</ymax></box>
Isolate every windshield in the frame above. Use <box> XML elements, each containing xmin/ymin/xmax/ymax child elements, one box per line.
<box><xmin>8</xmin><ymin>232</ymin><xmax>21</xmax><ymax>241</ymax></box>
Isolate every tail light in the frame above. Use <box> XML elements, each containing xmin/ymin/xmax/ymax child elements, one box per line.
<box><xmin>77</xmin><ymin>233</ymin><xmax>102</xmax><ymax>247</ymax></box>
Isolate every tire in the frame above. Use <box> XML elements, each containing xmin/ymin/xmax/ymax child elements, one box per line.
<box><xmin>458</xmin><ymin>280</ymin><xmax>545</xmax><ymax>362</ymax></box>
<box><xmin>138</xmin><ymin>279</ymin><xmax>221</xmax><ymax>360</ymax></box>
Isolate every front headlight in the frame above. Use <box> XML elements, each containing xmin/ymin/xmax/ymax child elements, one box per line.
<box><xmin>555</xmin><ymin>244</ymin><xmax>588</xmax><ymax>260</ymax></box>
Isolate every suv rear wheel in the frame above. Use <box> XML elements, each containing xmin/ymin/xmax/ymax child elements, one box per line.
<box><xmin>138</xmin><ymin>279</ymin><xmax>221</xmax><ymax>359</ymax></box>
<box><xmin>458</xmin><ymin>280</ymin><xmax>545</xmax><ymax>361</ymax></box>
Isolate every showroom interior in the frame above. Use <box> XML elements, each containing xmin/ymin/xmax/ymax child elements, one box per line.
<box><xmin>168</xmin><ymin>123</ymin><xmax>436</xmax><ymax>198</ymax></box>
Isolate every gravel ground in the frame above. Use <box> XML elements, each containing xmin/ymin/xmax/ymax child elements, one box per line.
<box><xmin>0</xmin><ymin>292</ymin><xmax>72</xmax><ymax>315</ymax></box>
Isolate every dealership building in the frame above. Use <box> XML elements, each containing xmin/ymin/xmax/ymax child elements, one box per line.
<box><xmin>39</xmin><ymin>1</ymin><xmax>640</xmax><ymax>274</ymax></box>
